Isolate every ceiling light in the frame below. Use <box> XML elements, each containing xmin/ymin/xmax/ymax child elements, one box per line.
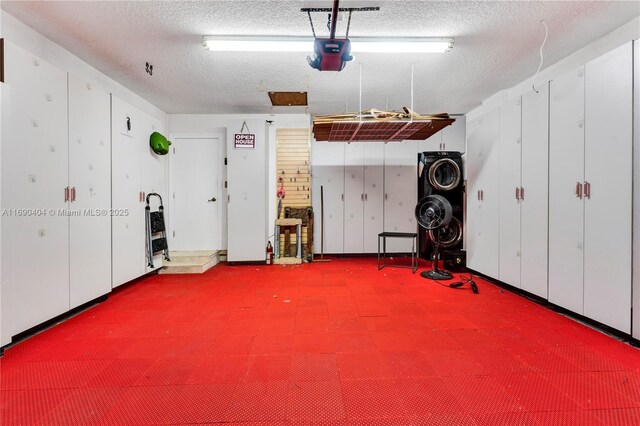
<box><xmin>203</xmin><ymin>36</ymin><xmax>453</xmax><ymax>53</ymax></box>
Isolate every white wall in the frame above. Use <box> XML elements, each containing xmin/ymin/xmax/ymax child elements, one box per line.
<box><xmin>467</xmin><ymin>16</ymin><xmax>640</xmax><ymax>120</ymax></box>
<box><xmin>169</xmin><ymin>114</ymin><xmax>311</xmax><ymax>250</ymax></box>
<box><xmin>0</xmin><ymin>11</ymin><xmax>166</xmax><ymax>123</ymax></box>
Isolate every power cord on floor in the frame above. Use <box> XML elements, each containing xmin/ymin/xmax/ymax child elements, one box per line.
<box><xmin>427</xmin><ymin>273</ymin><xmax>479</xmax><ymax>294</ymax></box>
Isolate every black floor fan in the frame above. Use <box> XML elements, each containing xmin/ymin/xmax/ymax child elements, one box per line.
<box><xmin>415</xmin><ymin>194</ymin><xmax>453</xmax><ymax>280</ymax></box>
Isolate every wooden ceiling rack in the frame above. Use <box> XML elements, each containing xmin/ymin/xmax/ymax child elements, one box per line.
<box><xmin>312</xmin><ymin>108</ymin><xmax>455</xmax><ymax>142</ymax></box>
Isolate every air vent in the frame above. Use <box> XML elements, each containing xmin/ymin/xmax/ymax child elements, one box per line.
<box><xmin>268</xmin><ymin>92</ymin><xmax>308</xmax><ymax>106</ymax></box>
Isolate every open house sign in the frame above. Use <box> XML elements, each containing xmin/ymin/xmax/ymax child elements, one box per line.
<box><xmin>234</xmin><ymin>133</ymin><xmax>255</xmax><ymax>149</ymax></box>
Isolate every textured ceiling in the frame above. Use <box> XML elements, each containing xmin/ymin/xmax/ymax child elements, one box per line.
<box><xmin>2</xmin><ymin>1</ymin><xmax>638</xmax><ymax>115</ymax></box>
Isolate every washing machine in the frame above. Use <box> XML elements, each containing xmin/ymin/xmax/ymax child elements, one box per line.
<box><xmin>417</xmin><ymin>151</ymin><xmax>464</xmax><ymax>260</ymax></box>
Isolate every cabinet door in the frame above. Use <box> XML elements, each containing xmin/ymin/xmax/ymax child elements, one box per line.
<box><xmin>1</xmin><ymin>44</ymin><xmax>70</xmax><ymax>340</ymax></box>
<box><xmin>633</xmin><ymin>39</ymin><xmax>640</xmax><ymax>340</ymax></box>
<box><xmin>583</xmin><ymin>43</ymin><xmax>633</xmax><ymax>333</ymax></box>
<box><xmin>111</xmin><ymin>96</ymin><xmax>143</xmax><ymax>286</ymax></box>
<box><xmin>548</xmin><ymin>67</ymin><xmax>585</xmax><ymax>314</ymax></box>
<box><xmin>477</xmin><ymin>107</ymin><xmax>501</xmax><ymax>279</ymax></box>
<box><xmin>311</xmin><ymin>141</ymin><xmax>344</xmax><ymax>254</ymax></box>
<box><xmin>441</xmin><ymin>116</ymin><xmax>466</xmax><ymax>153</ymax></box>
<box><xmin>343</xmin><ymin>143</ymin><xmax>364</xmax><ymax>253</ymax></box>
<box><xmin>141</xmin><ymin>115</ymin><xmax>168</xmax><ymax>272</ymax></box>
<box><xmin>521</xmin><ymin>84</ymin><xmax>550</xmax><ymax>299</ymax></box>
<box><xmin>226</xmin><ymin>120</ymin><xmax>268</xmax><ymax>261</ymax></box>
<box><xmin>498</xmin><ymin>98</ymin><xmax>522</xmax><ymax>287</ymax></box>
<box><xmin>465</xmin><ymin>117</ymin><xmax>483</xmax><ymax>270</ymax></box>
<box><xmin>384</xmin><ymin>140</ymin><xmax>418</xmax><ymax>252</ymax></box>
<box><xmin>68</xmin><ymin>75</ymin><xmax>111</xmax><ymax>308</ymax></box>
<box><xmin>363</xmin><ymin>143</ymin><xmax>384</xmax><ymax>253</ymax></box>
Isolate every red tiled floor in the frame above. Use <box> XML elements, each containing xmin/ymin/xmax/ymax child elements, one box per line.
<box><xmin>1</xmin><ymin>258</ymin><xmax>638</xmax><ymax>425</ymax></box>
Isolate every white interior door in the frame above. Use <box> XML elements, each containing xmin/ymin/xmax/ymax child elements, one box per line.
<box><xmin>498</xmin><ymin>97</ymin><xmax>522</xmax><ymax>287</ymax></box>
<box><xmin>68</xmin><ymin>74</ymin><xmax>111</xmax><ymax>308</ymax></box>
<box><xmin>548</xmin><ymin>67</ymin><xmax>585</xmax><ymax>314</ymax></box>
<box><xmin>170</xmin><ymin>137</ymin><xmax>221</xmax><ymax>252</ymax></box>
<box><xmin>521</xmin><ymin>84</ymin><xmax>550</xmax><ymax>299</ymax></box>
<box><xmin>583</xmin><ymin>43</ymin><xmax>633</xmax><ymax>333</ymax></box>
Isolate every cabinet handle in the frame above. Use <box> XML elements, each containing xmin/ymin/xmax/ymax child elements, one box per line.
<box><xmin>361</xmin><ymin>193</ymin><xmax>364</xmax><ymax>201</ymax></box>
<box><xmin>64</xmin><ymin>187</ymin><xmax>69</xmax><ymax>202</ymax></box>
<box><xmin>481</xmin><ymin>190</ymin><xmax>484</xmax><ymax>201</ymax></box>
<box><xmin>71</xmin><ymin>187</ymin><xmax>76</xmax><ymax>202</ymax></box>
<box><xmin>584</xmin><ymin>181</ymin><xmax>590</xmax><ymax>199</ymax></box>
<box><xmin>342</xmin><ymin>193</ymin><xmax>344</xmax><ymax>202</ymax></box>
<box><xmin>515</xmin><ymin>187</ymin><xmax>520</xmax><ymax>200</ymax></box>
<box><xmin>520</xmin><ymin>187</ymin><xmax>524</xmax><ymax>201</ymax></box>
<box><xmin>477</xmin><ymin>190</ymin><xmax>480</xmax><ymax>201</ymax></box>
<box><xmin>365</xmin><ymin>193</ymin><xmax>368</xmax><ymax>201</ymax></box>
<box><xmin>575</xmin><ymin>182</ymin><xmax>583</xmax><ymax>199</ymax></box>
<box><xmin>384</xmin><ymin>193</ymin><xmax>388</xmax><ymax>201</ymax></box>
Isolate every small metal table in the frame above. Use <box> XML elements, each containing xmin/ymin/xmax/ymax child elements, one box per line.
<box><xmin>377</xmin><ymin>232</ymin><xmax>418</xmax><ymax>273</ymax></box>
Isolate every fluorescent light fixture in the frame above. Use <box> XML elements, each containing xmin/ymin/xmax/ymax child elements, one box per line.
<box><xmin>203</xmin><ymin>36</ymin><xmax>453</xmax><ymax>53</ymax></box>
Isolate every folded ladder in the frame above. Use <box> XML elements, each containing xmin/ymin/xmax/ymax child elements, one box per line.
<box><xmin>145</xmin><ymin>193</ymin><xmax>170</xmax><ymax>268</ymax></box>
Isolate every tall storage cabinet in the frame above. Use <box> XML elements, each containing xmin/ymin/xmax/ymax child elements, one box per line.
<box><xmin>112</xmin><ymin>96</ymin><xmax>144</xmax><ymax>286</ymax></box>
<box><xmin>498</xmin><ymin>97</ymin><xmax>522</xmax><ymax>288</ymax></box>
<box><xmin>497</xmin><ymin>87</ymin><xmax>549</xmax><ymax>298</ymax></box>
<box><xmin>112</xmin><ymin>96</ymin><xmax>167</xmax><ymax>287</ymax></box>
<box><xmin>1</xmin><ymin>43</ymin><xmax>69</xmax><ymax>346</ymax></box>
<box><xmin>520</xmin><ymin>86</ymin><xmax>550</xmax><ymax>298</ymax></box>
<box><xmin>549</xmin><ymin>43</ymin><xmax>633</xmax><ymax>333</ymax></box>
<box><xmin>383</xmin><ymin>140</ymin><xmax>418</xmax><ymax>252</ymax></box>
<box><xmin>582</xmin><ymin>43</ymin><xmax>632</xmax><ymax>332</ymax></box>
<box><xmin>465</xmin><ymin>107</ymin><xmax>500</xmax><ymax>279</ymax></box>
<box><xmin>68</xmin><ymin>74</ymin><xmax>112</xmax><ymax>308</ymax></box>
<box><xmin>343</xmin><ymin>143</ymin><xmax>384</xmax><ymax>253</ymax></box>
<box><xmin>311</xmin><ymin>141</ymin><xmax>345</xmax><ymax>254</ymax></box>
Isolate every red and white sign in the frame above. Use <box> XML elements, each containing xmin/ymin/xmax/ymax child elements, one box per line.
<box><xmin>234</xmin><ymin>133</ymin><xmax>255</xmax><ymax>149</ymax></box>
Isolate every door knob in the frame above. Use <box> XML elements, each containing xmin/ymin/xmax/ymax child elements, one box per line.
<box><xmin>208</xmin><ymin>197</ymin><xmax>217</xmax><ymax>202</ymax></box>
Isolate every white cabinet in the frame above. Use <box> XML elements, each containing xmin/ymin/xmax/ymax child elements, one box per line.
<box><xmin>111</xmin><ymin>96</ymin><xmax>144</xmax><ymax>286</ymax></box>
<box><xmin>344</xmin><ymin>143</ymin><xmax>365</xmax><ymax>253</ymax></box>
<box><xmin>497</xmin><ymin>88</ymin><xmax>550</xmax><ymax>298</ymax></box>
<box><xmin>112</xmin><ymin>96</ymin><xmax>168</xmax><ymax>285</ymax></box>
<box><xmin>520</xmin><ymin>86</ymin><xmax>550</xmax><ymax>298</ymax></box>
<box><xmin>549</xmin><ymin>66</ymin><xmax>585</xmax><ymax>314</ymax></box>
<box><xmin>582</xmin><ymin>43</ymin><xmax>632</xmax><ymax>332</ymax></box>
<box><xmin>68</xmin><ymin>74</ymin><xmax>111</xmax><ymax>308</ymax></box>
<box><xmin>633</xmin><ymin>39</ymin><xmax>640</xmax><ymax>340</ymax></box>
<box><xmin>549</xmin><ymin>43</ymin><xmax>633</xmax><ymax>333</ymax></box>
<box><xmin>498</xmin><ymin>97</ymin><xmax>522</xmax><ymax>288</ymax></box>
<box><xmin>383</xmin><ymin>140</ymin><xmax>418</xmax><ymax>252</ymax></box>
<box><xmin>226</xmin><ymin>120</ymin><xmax>268</xmax><ymax>262</ymax></box>
<box><xmin>465</xmin><ymin>107</ymin><xmax>500</xmax><ymax>279</ymax></box>
<box><xmin>1</xmin><ymin>43</ymin><xmax>69</xmax><ymax>345</ymax></box>
<box><xmin>311</xmin><ymin>141</ymin><xmax>344</xmax><ymax>254</ymax></box>
<box><xmin>343</xmin><ymin>143</ymin><xmax>384</xmax><ymax>253</ymax></box>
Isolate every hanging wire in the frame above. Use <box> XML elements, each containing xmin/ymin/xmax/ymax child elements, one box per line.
<box><xmin>359</xmin><ymin>63</ymin><xmax>362</xmax><ymax>121</ymax></box>
<box><xmin>346</xmin><ymin>10</ymin><xmax>353</xmax><ymax>37</ymax></box>
<box><xmin>410</xmin><ymin>64</ymin><xmax>415</xmax><ymax>122</ymax></box>
<box><xmin>307</xmin><ymin>10</ymin><xmax>316</xmax><ymax>38</ymax></box>
<box><xmin>532</xmin><ymin>20</ymin><xmax>548</xmax><ymax>94</ymax></box>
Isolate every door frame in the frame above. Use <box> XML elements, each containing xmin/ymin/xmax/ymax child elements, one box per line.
<box><xmin>168</xmin><ymin>132</ymin><xmax>226</xmax><ymax>251</ymax></box>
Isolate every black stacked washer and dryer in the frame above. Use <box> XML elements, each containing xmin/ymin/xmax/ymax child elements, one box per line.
<box><xmin>417</xmin><ymin>151</ymin><xmax>464</xmax><ymax>263</ymax></box>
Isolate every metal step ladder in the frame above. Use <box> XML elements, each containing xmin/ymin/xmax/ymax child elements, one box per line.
<box><xmin>145</xmin><ymin>193</ymin><xmax>170</xmax><ymax>268</ymax></box>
